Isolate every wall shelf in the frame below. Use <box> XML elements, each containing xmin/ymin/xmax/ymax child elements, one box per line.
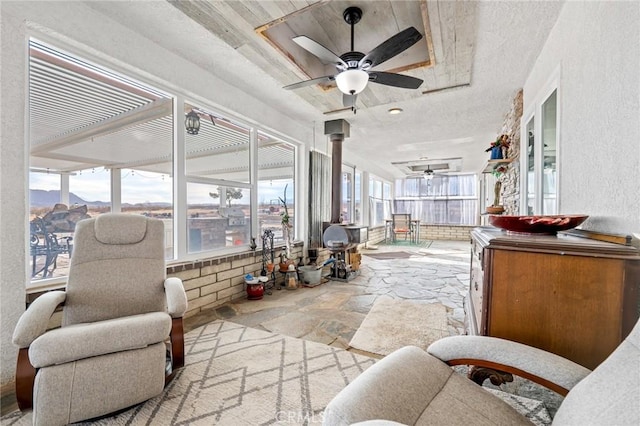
<box><xmin>482</xmin><ymin>157</ymin><xmax>516</xmax><ymax>173</ymax></box>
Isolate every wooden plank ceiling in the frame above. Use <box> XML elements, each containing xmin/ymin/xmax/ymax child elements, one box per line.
<box><xmin>168</xmin><ymin>0</ymin><xmax>476</xmax><ymax>114</ymax></box>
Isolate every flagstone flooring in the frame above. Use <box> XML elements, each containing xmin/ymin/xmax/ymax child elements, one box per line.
<box><xmin>185</xmin><ymin>240</ymin><xmax>472</xmax><ymax>350</ymax></box>
<box><xmin>184</xmin><ymin>239</ymin><xmax>564</xmax><ymax>418</ymax></box>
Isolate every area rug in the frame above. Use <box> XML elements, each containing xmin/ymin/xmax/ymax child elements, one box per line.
<box><xmin>1</xmin><ymin>320</ymin><xmax>375</xmax><ymax>425</ymax></box>
<box><xmin>349</xmin><ymin>296</ymin><xmax>449</xmax><ymax>356</ymax></box>
<box><xmin>377</xmin><ymin>240</ymin><xmax>432</xmax><ymax>248</ymax></box>
<box><xmin>485</xmin><ymin>388</ymin><xmax>552</xmax><ymax>426</ymax></box>
<box><xmin>363</xmin><ymin>251</ymin><xmax>415</xmax><ymax>260</ymax></box>
<box><xmin>1</xmin><ymin>319</ymin><xmax>552</xmax><ymax>425</ymax></box>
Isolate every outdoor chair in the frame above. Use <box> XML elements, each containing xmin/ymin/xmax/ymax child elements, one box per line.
<box><xmin>323</xmin><ymin>317</ymin><xmax>640</xmax><ymax>425</ymax></box>
<box><xmin>13</xmin><ymin>213</ymin><xmax>187</xmax><ymax>426</ymax></box>
<box><xmin>391</xmin><ymin>213</ymin><xmax>413</xmax><ymax>242</ymax></box>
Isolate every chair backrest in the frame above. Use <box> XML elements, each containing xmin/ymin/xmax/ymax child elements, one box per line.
<box><xmin>392</xmin><ymin>213</ymin><xmax>411</xmax><ymax>231</ymax></box>
<box><xmin>552</xmin><ymin>318</ymin><xmax>640</xmax><ymax>424</ymax></box>
<box><xmin>62</xmin><ymin>213</ymin><xmax>167</xmax><ymax>326</ymax></box>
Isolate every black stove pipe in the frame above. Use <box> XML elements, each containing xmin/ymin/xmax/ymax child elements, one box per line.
<box><xmin>330</xmin><ymin>133</ymin><xmax>344</xmax><ymax>223</ymax></box>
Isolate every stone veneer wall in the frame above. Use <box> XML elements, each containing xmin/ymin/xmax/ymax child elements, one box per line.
<box><xmin>168</xmin><ymin>243</ymin><xmax>303</xmax><ymax>318</ymax></box>
<box><xmin>499</xmin><ymin>89</ymin><xmax>523</xmax><ymax>214</ymax></box>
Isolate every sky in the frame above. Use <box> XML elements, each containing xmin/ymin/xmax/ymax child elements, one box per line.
<box><xmin>30</xmin><ymin>169</ymin><xmax>293</xmax><ymax>206</ymax></box>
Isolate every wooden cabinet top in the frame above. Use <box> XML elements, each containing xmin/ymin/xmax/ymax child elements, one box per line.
<box><xmin>472</xmin><ymin>226</ymin><xmax>640</xmax><ymax>260</ymax></box>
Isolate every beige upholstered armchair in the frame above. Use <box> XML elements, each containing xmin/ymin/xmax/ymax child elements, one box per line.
<box><xmin>13</xmin><ymin>214</ymin><xmax>187</xmax><ymax>425</ymax></box>
<box><xmin>323</xmin><ymin>318</ymin><xmax>640</xmax><ymax>425</ymax></box>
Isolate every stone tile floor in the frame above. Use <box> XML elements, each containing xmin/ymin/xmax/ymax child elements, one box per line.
<box><xmin>184</xmin><ymin>239</ymin><xmax>563</xmax><ymax>417</ymax></box>
<box><xmin>185</xmin><ymin>240</ymin><xmax>471</xmax><ymax>350</ymax></box>
<box><xmin>1</xmin><ymin>240</ymin><xmax>563</xmax><ymax>419</ymax></box>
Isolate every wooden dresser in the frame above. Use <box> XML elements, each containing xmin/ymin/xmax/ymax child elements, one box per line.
<box><xmin>467</xmin><ymin>227</ymin><xmax>640</xmax><ymax>369</ymax></box>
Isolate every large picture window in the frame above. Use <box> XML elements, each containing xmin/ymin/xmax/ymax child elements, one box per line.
<box><xmin>184</xmin><ymin>103</ymin><xmax>252</xmax><ymax>253</ymax></box>
<box><xmin>28</xmin><ymin>40</ymin><xmax>173</xmax><ymax>281</ymax></box>
<box><xmin>27</xmin><ymin>40</ymin><xmax>300</xmax><ymax>283</ymax></box>
<box><xmin>394</xmin><ymin>174</ymin><xmax>477</xmax><ymax>225</ymax></box>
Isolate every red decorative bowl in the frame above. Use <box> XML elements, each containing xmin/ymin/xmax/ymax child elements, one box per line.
<box><xmin>489</xmin><ymin>215</ymin><xmax>589</xmax><ymax>234</ymax></box>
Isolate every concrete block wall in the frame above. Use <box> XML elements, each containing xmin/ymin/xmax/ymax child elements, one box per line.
<box><xmin>420</xmin><ymin>225</ymin><xmax>473</xmax><ymax>241</ymax></box>
<box><xmin>367</xmin><ymin>226</ymin><xmax>386</xmax><ymax>244</ymax></box>
<box><xmin>168</xmin><ymin>243</ymin><xmax>303</xmax><ymax>318</ymax></box>
<box><xmin>367</xmin><ymin>224</ymin><xmax>472</xmax><ymax>243</ymax></box>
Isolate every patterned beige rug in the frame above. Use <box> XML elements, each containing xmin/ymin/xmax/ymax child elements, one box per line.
<box><xmin>349</xmin><ymin>296</ymin><xmax>449</xmax><ymax>356</ymax></box>
<box><xmin>1</xmin><ymin>321</ymin><xmax>375</xmax><ymax>425</ymax></box>
<box><xmin>2</xmin><ymin>320</ymin><xmax>552</xmax><ymax>425</ymax></box>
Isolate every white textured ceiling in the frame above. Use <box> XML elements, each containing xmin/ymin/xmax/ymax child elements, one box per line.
<box><xmin>81</xmin><ymin>0</ymin><xmax>564</xmax><ymax>178</ymax></box>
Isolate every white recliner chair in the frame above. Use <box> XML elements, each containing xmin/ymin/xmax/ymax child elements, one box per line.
<box><xmin>323</xmin><ymin>317</ymin><xmax>640</xmax><ymax>425</ymax></box>
<box><xmin>13</xmin><ymin>213</ymin><xmax>187</xmax><ymax>425</ymax></box>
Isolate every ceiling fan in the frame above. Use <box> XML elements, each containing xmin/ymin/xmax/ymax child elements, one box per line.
<box><xmin>283</xmin><ymin>6</ymin><xmax>424</xmax><ymax>112</ymax></box>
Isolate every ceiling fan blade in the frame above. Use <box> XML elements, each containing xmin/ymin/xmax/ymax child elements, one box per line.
<box><xmin>368</xmin><ymin>71</ymin><xmax>423</xmax><ymax>89</ymax></box>
<box><xmin>359</xmin><ymin>27</ymin><xmax>423</xmax><ymax>69</ymax></box>
<box><xmin>293</xmin><ymin>36</ymin><xmax>347</xmax><ymax>67</ymax></box>
<box><xmin>343</xmin><ymin>93</ymin><xmax>357</xmax><ymax>108</ymax></box>
<box><xmin>283</xmin><ymin>75</ymin><xmax>335</xmax><ymax>90</ymax></box>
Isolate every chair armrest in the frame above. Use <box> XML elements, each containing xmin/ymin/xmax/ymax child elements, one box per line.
<box><xmin>12</xmin><ymin>291</ymin><xmax>66</xmax><ymax>348</ymax></box>
<box><xmin>428</xmin><ymin>335</ymin><xmax>591</xmax><ymax>395</ymax></box>
<box><xmin>164</xmin><ymin>277</ymin><xmax>187</xmax><ymax>318</ymax></box>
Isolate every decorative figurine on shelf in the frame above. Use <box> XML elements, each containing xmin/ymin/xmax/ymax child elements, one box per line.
<box><xmin>487</xmin><ymin>165</ymin><xmax>508</xmax><ymax>214</ymax></box>
<box><xmin>485</xmin><ymin>134</ymin><xmax>510</xmax><ymax>160</ymax></box>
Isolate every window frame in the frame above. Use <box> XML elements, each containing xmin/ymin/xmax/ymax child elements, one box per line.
<box><xmin>27</xmin><ymin>39</ymin><xmax>302</xmax><ymax>287</ymax></box>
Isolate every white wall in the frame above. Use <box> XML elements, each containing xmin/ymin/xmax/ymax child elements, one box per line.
<box><xmin>523</xmin><ymin>1</ymin><xmax>640</xmax><ymax>235</ymax></box>
<box><xmin>0</xmin><ymin>1</ymin><xmax>312</xmax><ymax>385</ymax></box>
<box><xmin>0</xmin><ymin>3</ymin><xmax>29</xmax><ymax>387</ymax></box>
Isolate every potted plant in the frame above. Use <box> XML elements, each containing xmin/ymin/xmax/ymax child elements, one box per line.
<box><xmin>278</xmin><ymin>184</ymin><xmax>295</xmax><ymax>272</ymax></box>
<box><xmin>487</xmin><ymin>165</ymin><xmax>508</xmax><ymax>214</ymax></box>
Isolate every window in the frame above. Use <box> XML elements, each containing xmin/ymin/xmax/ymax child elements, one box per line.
<box><xmin>341</xmin><ymin>167</ymin><xmax>353</xmax><ymax>223</ymax></box>
<box><xmin>69</xmin><ymin>168</ymin><xmax>111</xmax><ymax>217</ymax></box>
<box><xmin>394</xmin><ymin>174</ymin><xmax>477</xmax><ymax>225</ymax></box>
<box><xmin>185</xmin><ymin>103</ymin><xmax>251</xmax><ymax>253</ymax></box>
<box><xmin>28</xmin><ymin>40</ymin><xmax>173</xmax><ymax>281</ymax></box>
<box><xmin>27</xmin><ymin>40</ymin><xmax>300</xmax><ymax>282</ymax></box>
<box><xmin>368</xmin><ymin>176</ymin><xmax>392</xmax><ymax>227</ymax></box>
<box><xmin>521</xmin><ymin>81</ymin><xmax>559</xmax><ymax>215</ymax></box>
<box><xmin>354</xmin><ymin>171</ymin><xmax>362</xmax><ymax>224</ymax></box>
<box><xmin>256</xmin><ymin>131</ymin><xmax>296</xmax><ymax>244</ymax></box>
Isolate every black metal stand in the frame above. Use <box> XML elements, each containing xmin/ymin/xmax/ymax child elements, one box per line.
<box><xmin>327</xmin><ymin>249</ymin><xmax>360</xmax><ymax>282</ymax></box>
<box><xmin>261</xmin><ymin>230</ymin><xmax>276</xmax><ymax>294</ymax></box>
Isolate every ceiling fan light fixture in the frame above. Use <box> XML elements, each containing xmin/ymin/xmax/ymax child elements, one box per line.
<box><xmin>335</xmin><ymin>69</ymin><xmax>369</xmax><ymax>95</ymax></box>
<box><xmin>185</xmin><ymin>110</ymin><xmax>200</xmax><ymax>135</ymax></box>
<box><xmin>424</xmin><ymin>169</ymin><xmax>434</xmax><ymax>180</ymax></box>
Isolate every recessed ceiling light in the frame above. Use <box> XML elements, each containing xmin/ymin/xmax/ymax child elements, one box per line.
<box><xmin>388</xmin><ymin>108</ymin><xmax>403</xmax><ymax>115</ymax></box>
